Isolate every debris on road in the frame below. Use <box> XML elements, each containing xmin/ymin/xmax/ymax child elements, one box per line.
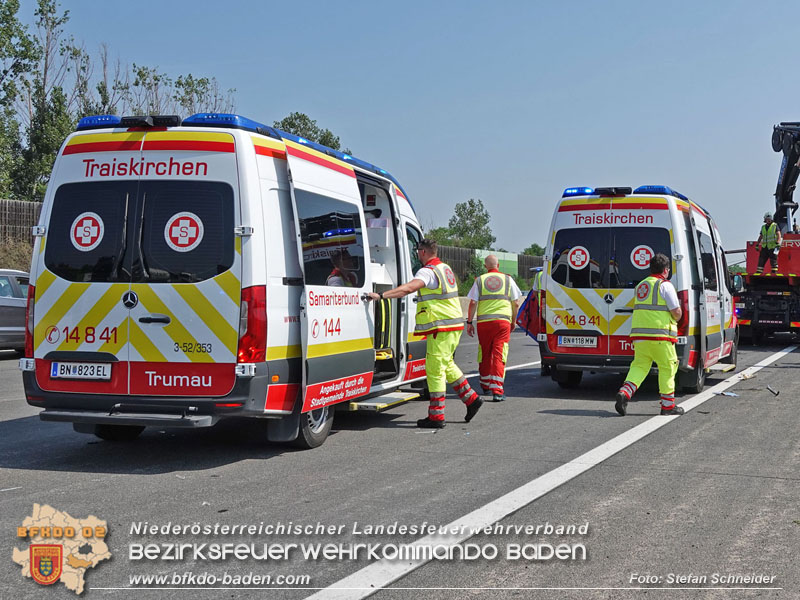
<box><xmin>713</xmin><ymin>392</ymin><xmax>739</xmax><ymax>397</ymax></box>
<box><xmin>741</xmin><ymin>373</ymin><xmax>756</xmax><ymax>380</ymax></box>
<box><xmin>767</xmin><ymin>385</ymin><xmax>780</xmax><ymax>396</ymax></box>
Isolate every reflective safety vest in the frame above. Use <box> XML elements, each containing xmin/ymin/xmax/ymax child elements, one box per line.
<box><xmin>761</xmin><ymin>222</ymin><xmax>779</xmax><ymax>249</ymax></box>
<box><xmin>476</xmin><ymin>272</ymin><xmax>513</xmax><ymax>322</ymax></box>
<box><xmin>630</xmin><ymin>276</ymin><xmax>678</xmax><ymax>342</ymax></box>
<box><xmin>534</xmin><ymin>270</ymin><xmax>543</xmax><ymax>291</ymax></box>
<box><xmin>415</xmin><ymin>261</ymin><xmax>464</xmax><ymax>335</ymax></box>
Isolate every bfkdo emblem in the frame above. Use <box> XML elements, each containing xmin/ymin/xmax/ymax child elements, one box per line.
<box><xmin>30</xmin><ymin>544</ymin><xmax>62</xmax><ymax>585</ymax></box>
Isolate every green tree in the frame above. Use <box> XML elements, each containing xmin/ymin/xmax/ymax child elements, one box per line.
<box><xmin>273</xmin><ymin>112</ymin><xmax>343</xmax><ymax>151</ymax></box>
<box><xmin>424</xmin><ymin>225</ymin><xmax>455</xmax><ymax>245</ymax></box>
<box><xmin>0</xmin><ymin>0</ymin><xmax>36</xmax><ymax>196</ymax></box>
<box><xmin>522</xmin><ymin>242</ymin><xmax>545</xmax><ymax>256</ymax></box>
<box><xmin>447</xmin><ymin>198</ymin><xmax>495</xmax><ymax>249</ymax></box>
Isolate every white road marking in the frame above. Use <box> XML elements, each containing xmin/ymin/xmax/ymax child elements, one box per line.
<box><xmin>1</xmin><ymin>487</ymin><xmax>22</xmax><ymax>492</ymax></box>
<box><xmin>306</xmin><ymin>345</ymin><xmax>797</xmax><ymax>599</ymax></box>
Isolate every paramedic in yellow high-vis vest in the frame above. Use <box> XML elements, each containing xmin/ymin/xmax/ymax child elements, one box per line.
<box><xmin>465</xmin><ymin>255</ymin><xmax>522</xmax><ymax>402</ymax></box>
<box><xmin>365</xmin><ymin>238</ymin><xmax>482</xmax><ymax>428</ymax></box>
<box><xmin>614</xmin><ymin>253</ymin><xmax>684</xmax><ymax>417</ymax></box>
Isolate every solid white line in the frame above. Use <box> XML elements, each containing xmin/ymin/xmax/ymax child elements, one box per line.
<box><xmin>1</xmin><ymin>487</ymin><xmax>21</xmax><ymax>492</ymax></box>
<box><xmin>306</xmin><ymin>345</ymin><xmax>797</xmax><ymax>600</ymax></box>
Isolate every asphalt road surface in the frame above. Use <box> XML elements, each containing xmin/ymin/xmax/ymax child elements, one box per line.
<box><xmin>1</xmin><ymin>331</ymin><xmax>798</xmax><ymax>599</ymax></box>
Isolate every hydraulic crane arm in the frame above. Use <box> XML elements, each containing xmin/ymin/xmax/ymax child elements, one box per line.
<box><xmin>771</xmin><ymin>122</ymin><xmax>800</xmax><ymax>233</ymax></box>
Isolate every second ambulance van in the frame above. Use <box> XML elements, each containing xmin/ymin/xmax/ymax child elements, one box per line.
<box><xmin>19</xmin><ymin>113</ymin><xmax>430</xmax><ymax>448</ymax></box>
<box><xmin>534</xmin><ymin>185</ymin><xmax>737</xmax><ymax>393</ymax></box>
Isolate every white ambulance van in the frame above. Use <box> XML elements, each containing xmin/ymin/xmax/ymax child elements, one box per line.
<box><xmin>19</xmin><ymin>113</ymin><xmax>430</xmax><ymax>448</ymax></box>
<box><xmin>536</xmin><ymin>185</ymin><xmax>737</xmax><ymax>393</ymax></box>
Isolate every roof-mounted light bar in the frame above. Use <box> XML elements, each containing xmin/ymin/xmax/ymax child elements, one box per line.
<box><xmin>182</xmin><ymin>113</ymin><xmax>280</xmax><ymax>139</ymax></box>
<box><xmin>633</xmin><ymin>185</ymin><xmax>688</xmax><ymax>201</ymax></box>
<box><xmin>595</xmin><ymin>187</ymin><xmax>632</xmax><ymax>197</ymax></box>
<box><xmin>562</xmin><ymin>187</ymin><xmax>594</xmax><ymax>197</ymax></box>
<box><xmin>76</xmin><ymin>115</ymin><xmax>122</xmax><ymax>131</ymax></box>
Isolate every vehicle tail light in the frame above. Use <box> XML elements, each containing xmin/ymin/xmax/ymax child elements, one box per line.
<box><xmin>24</xmin><ymin>285</ymin><xmax>35</xmax><ymax>358</ymax></box>
<box><xmin>237</xmin><ymin>285</ymin><xmax>266</xmax><ymax>363</ymax></box>
<box><xmin>539</xmin><ymin>290</ymin><xmax>547</xmax><ymax>338</ymax></box>
<box><xmin>676</xmin><ymin>289</ymin><xmax>689</xmax><ymax>336</ymax></box>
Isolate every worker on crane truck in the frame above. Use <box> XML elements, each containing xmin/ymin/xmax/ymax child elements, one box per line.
<box><xmin>755</xmin><ymin>212</ymin><xmax>782</xmax><ymax>274</ymax></box>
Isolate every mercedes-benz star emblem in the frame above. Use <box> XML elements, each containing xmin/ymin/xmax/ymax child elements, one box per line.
<box><xmin>122</xmin><ymin>291</ymin><xmax>139</xmax><ymax>309</ymax></box>
<box><xmin>603</xmin><ymin>293</ymin><xmax>614</xmax><ymax>304</ymax></box>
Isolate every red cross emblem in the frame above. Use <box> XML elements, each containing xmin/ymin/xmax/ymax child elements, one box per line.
<box><xmin>630</xmin><ymin>245</ymin><xmax>654</xmax><ymax>269</ymax></box>
<box><xmin>568</xmin><ymin>246</ymin><xmax>590</xmax><ymax>270</ymax></box>
<box><xmin>636</xmin><ymin>281</ymin><xmax>651</xmax><ymax>300</ymax></box>
<box><xmin>484</xmin><ymin>275</ymin><xmax>503</xmax><ymax>292</ymax></box>
<box><xmin>164</xmin><ymin>212</ymin><xmax>204</xmax><ymax>252</ymax></box>
<box><xmin>445</xmin><ymin>267</ymin><xmax>456</xmax><ymax>287</ymax></box>
<box><xmin>70</xmin><ymin>212</ymin><xmax>104</xmax><ymax>252</ymax></box>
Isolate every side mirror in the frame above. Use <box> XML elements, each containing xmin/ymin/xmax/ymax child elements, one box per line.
<box><xmin>732</xmin><ymin>274</ymin><xmax>744</xmax><ymax>294</ymax></box>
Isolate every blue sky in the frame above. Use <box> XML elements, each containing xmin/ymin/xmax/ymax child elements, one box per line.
<box><xmin>20</xmin><ymin>0</ymin><xmax>800</xmax><ymax>258</ymax></box>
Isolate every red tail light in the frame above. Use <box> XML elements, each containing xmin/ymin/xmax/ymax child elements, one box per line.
<box><xmin>24</xmin><ymin>285</ymin><xmax>35</xmax><ymax>358</ymax></box>
<box><xmin>237</xmin><ymin>285</ymin><xmax>266</xmax><ymax>363</ymax></box>
<box><xmin>539</xmin><ymin>290</ymin><xmax>547</xmax><ymax>337</ymax></box>
<box><xmin>676</xmin><ymin>289</ymin><xmax>689</xmax><ymax>336</ymax></box>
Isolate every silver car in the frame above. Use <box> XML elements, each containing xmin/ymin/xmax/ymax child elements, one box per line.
<box><xmin>0</xmin><ymin>269</ymin><xmax>29</xmax><ymax>353</ymax></box>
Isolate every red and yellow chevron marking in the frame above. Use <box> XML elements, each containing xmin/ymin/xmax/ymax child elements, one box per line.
<box><xmin>284</xmin><ymin>139</ymin><xmax>355</xmax><ymax>178</ymax></box>
<box><xmin>142</xmin><ymin>131</ymin><xmax>234</xmax><ymax>153</ymax></box>
<box><xmin>251</xmin><ymin>136</ymin><xmax>287</xmax><ymax>160</ymax></box>
<box><xmin>558</xmin><ymin>196</ymin><xmax>669</xmax><ymax>212</ymax></box>
<box><xmin>63</xmin><ymin>131</ymin><xmax>145</xmax><ymax>155</ymax></box>
<box><xmin>738</xmin><ymin>319</ymin><xmax>751</xmax><ymax>325</ymax></box>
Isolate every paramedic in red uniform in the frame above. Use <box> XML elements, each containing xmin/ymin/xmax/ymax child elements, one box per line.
<box><xmin>365</xmin><ymin>239</ymin><xmax>482</xmax><ymax>428</ymax></box>
<box><xmin>465</xmin><ymin>255</ymin><xmax>522</xmax><ymax>402</ymax></box>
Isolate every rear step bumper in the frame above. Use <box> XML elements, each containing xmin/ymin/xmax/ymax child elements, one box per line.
<box><xmin>40</xmin><ymin>409</ymin><xmax>218</xmax><ymax>428</ymax></box>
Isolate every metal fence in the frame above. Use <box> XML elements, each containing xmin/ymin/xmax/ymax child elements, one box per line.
<box><xmin>0</xmin><ymin>199</ymin><xmax>41</xmax><ymax>243</ymax></box>
<box><xmin>437</xmin><ymin>245</ymin><xmax>476</xmax><ymax>280</ymax></box>
<box><xmin>438</xmin><ymin>244</ymin><xmax>544</xmax><ymax>286</ymax></box>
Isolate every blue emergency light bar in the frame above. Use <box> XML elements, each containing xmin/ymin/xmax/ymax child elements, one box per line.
<box><xmin>562</xmin><ymin>187</ymin><xmax>594</xmax><ymax>197</ymax></box>
<box><xmin>76</xmin><ymin>115</ymin><xmax>122</xmax><ymax>131</ymax></box>
<box><xmin>182</xmin><ymin>113</ymin><xmax>281</xmax><ymax>138</ymax></box>
<box><xmin>323</xmin><ymin>228</ymin><xmax>355</xmax><ymax>237</ymax></box>
<box><xmin>632</xmin><ymin>185</ymin><xmax>688</xmax><ymax>201</ymax></box>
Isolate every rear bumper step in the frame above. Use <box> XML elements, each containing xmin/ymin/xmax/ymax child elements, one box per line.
<box><xmin>39</xmin><ymin>409</ymin><xmax>218</xmax><ymax>428</ymax></box>
<box><xmin>349</xmin><ymin>391</ymin><xmax>420</xmax><ymax>412</ymax></box>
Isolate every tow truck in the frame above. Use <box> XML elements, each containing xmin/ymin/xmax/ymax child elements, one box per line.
<box><xmin>733</xmin><ymin>123</ymin><xmax>800</xmax><ymax>343</ymax></box>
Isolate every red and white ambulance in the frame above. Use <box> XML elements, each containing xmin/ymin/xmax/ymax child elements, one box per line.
<box><xmin>19</xmin><ymin>113</ymin><xmax>428</xmax><ymax>448</ymax></box>
<box><xmin>534</xmin><ymin>185</ymin><xmax>737</xmax><ymax>392</ymax></box>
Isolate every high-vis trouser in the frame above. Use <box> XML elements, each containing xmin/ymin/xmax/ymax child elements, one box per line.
<box><xmin>617</xmin><ymin>340</ymin><xmax>679</xmax><ymax>410</ymax></box>
<box><xmin>477</xmin><ymin>319</ymin><xmax>511</xmax><ymax>396</ymax></box>
<box><xmin>425</xmin><ymin>330</ymin><xmax>479</xmax><ymax>422</ymax></box>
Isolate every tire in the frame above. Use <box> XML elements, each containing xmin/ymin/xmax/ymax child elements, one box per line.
<box><xmin>94</xmin><ymin>425</ymin><xmax>145</xmax><ymax>441</ymax></box>
<box><xmin>680</xmin><ymin>359</ymin><xmax>706</xmax><ymax>394</ymax></box>
<box><xmin>721</xmin><ymin>336</ymin><xmax>738</xmax><ymax>368</ymax></box>
<box><xmin>292</xmin><ymin>406</ymin><xmax>334</xmax><ymax>449</ymax></box>
<box><xmin>552</xmin><ymin>368</ymin><xmax>582</xmax><ymax>389</ymax></box>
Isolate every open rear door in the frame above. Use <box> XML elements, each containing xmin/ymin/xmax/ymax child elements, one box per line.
<box><xmin>285</xmin><ymin>140</ymin><xmax>375</xmax><ymax>413</ymax></box>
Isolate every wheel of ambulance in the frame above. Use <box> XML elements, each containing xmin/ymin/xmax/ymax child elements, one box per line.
<box><xmin>680</xmin><ymin>359</ymin><xmax>706</xmax><ymax>394</ymax></box>
<box><xmin>293</xmin><ymin>406</ymin><xmax>334</xmax><ymax>449</ymax></box>
<box><xmin>552</xmin><ymin>368</ymin><xmax>582</xmax><ymax>389</ymax></box>
<box><xmin>94</xmin><ymin>424</ymin><xmax>145</xmax><ymax>441</ymax></box>
<box><xmin>721</xmin><ymin>335</ymin><xmax>738</xmax><ymax>368</ymax></box>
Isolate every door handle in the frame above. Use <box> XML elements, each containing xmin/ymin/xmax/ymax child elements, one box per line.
<box><xmin>615</xmin><ymin>308</ymin><xmax>634</xmax><ymax>313</ymax></box>
<box><xmin>139</xmin><ymin>314</ymin><xmax>170</xmax><ymax>324</ymax></box>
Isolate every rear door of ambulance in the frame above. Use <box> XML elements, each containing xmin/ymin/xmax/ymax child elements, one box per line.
<box><xmin>605</xmin><ymin>195</ymin><xmax>675</xmax><ymax>356</ymax></box>
<box><xmin>126</xmin><ymin>129</ymin><xmax>241</xmax><ymax>397</ymax></box>
<box><xmin>34</xmin><ymin>128</ymin><xmax>242</xmax><ymax>398</ymax></box>
<box><xmin>284</xmin><ymin>140</ymin><xmax>375</xmax><ymax>413</ymax></box>
<box><xmin>546</xmin><ymin>197</ymin><xmax>611</xmax><ymax>358</ymax></box>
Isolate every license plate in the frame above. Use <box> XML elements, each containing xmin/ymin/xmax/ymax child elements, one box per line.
<box><xmin>51</xmin><ymin>362</ymin><xmax>112</xmax><ymax>380</ymax></box>
<box><xmin>558</xmin><ymin>335</ymin><xmax>598</xmax><ymax>348</ymax></box>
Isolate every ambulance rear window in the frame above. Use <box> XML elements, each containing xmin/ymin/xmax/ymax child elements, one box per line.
<box><xmin>44</xmin><ymin>182</ymin><xmax>131</xmax><ymax>282</ymax></box>
<box><xmin>136</xmin><ymin>181</ymin><xmax>234</xmax><ymax>283</ymax></box>
<box><xmin>551</xmin><ymin>228</ymin><xmax>608</xmax><ymax>289</ymax></box>
<box><xmin>610</xmin><ymin>228</ymin><xmax>672</xmax><ymax>288</ymax></box>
